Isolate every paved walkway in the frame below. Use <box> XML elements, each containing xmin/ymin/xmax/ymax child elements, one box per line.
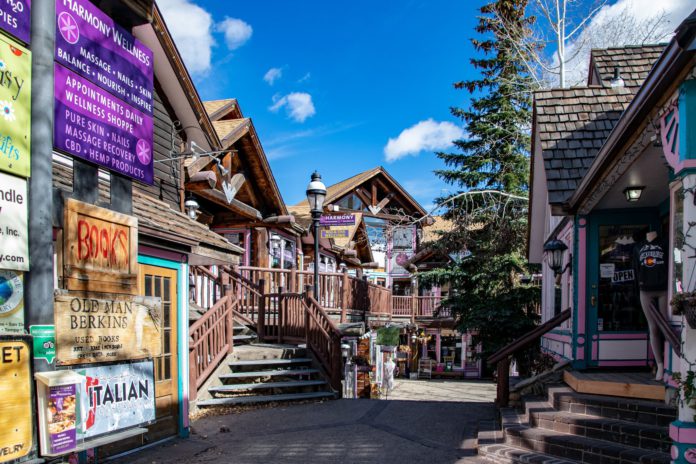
<box><xmin>113</xmin><ymin>379</ymin><xmax>496</xmax><ymax>464</ymax></box>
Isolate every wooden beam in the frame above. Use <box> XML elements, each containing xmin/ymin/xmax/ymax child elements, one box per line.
<box><xmin>194</xmin><ymin>188</ymin><xmax>262</xmax><ymax>220</ymax></box>
<box><xmin>372</xmin><ymin>192</ymin><xmax>395</xmax><ymax>213</ymax></box>
<box><xmin>186</xmin><ymin>170</ymin><xmax>217</xmax><ymax>189</ymax></box>
<box><xmin>354</xmin><ymin>188</ymin><xmax>373</xmax><ymax>208</ymax></box>
<box><xmin>371</xmin><ymin>181</ymin><xmax>377</xmax><ymax>206</ymax></box>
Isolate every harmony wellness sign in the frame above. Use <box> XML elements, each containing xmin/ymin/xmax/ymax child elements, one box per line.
<box><xmin>0</xmin><ymin>35</ymin><xmax>30</xmax><ymax>178</ymax></box>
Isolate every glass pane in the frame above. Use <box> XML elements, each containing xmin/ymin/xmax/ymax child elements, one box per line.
<box><xmin>598</xmin><ymin>224</ymin><xmax>649</xmax><ymax>332</ymax></box>
<box><xmin>164</xmin><ymin>355</ymin><xmax>171</xmax><ymax>380</ymax></box>
<box><xmin>145</xmin><ymin>275</ymin><xmax>153</xmax><ymax>297</ymax></box>
<box><xmin>163</xmin><ymin>277</ymin><xmax>171</xmax><ymax>303</ymax></box>
<box><xmin>163</xmin><ymin>304</ymin><xmax>171</xmax><ymax>327</ymax></box>
<box><xmin>155</xmin><ymin>357</ymin><xmax>162</xmax><ymax>381</ymax></box>
<box><xmin>154</xmin><ymin>276</ymin><xmax>162</xmax><ymax>298</ymax></box>
<box><xmin>164</xmin><ymin>329</ymin><xmax>171</xmax><ymax>354</ymax></box>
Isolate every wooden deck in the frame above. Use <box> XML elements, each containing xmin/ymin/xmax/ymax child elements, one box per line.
<box><xmin>564</xmin><ymin>370</ymin><xmax>665</xmax><ymax>401</ymax></box>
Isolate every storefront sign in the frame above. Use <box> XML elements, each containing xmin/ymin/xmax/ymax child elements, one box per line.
<box><xmin>54</xmin><ymin>64</ymin><xmax>153</xmax><ymax>184</ymax></box>
<box><xmin>612</xmin><ymin>269</ymin><xmax>634</xmax><ymax>284</ymax></box>
<box><xmin>55</xmin><ymin>0</ymin><xmax>153</xmax><ymax>114</ymax></box>
<box><xmin>0</xmin><ymin>172</ymin><xmax>28</xmax><ymax>271</ymax></box>
<box><xmin>76</xmin><ymin>360</ymin><xmax>155</xmax><ymax>439</ymax></box>
<box><xmin>390</xmin><ymin>251</ymin><xmax>413</xmax><ymax>275</ymax></box>
<box><xmin>47</xmin><ymin>384</ymin><xmax>77</xmax><ymax>454</ymax></box>
<box><xmin>54</xmin><ymin>290</ymin><xmax>161</xmax><ymax>365</ymax></box>
<box><xmin>63</xmin><ymin>198</ymin><xmax>138</xmax><ymax>294</ymax></box>
<box><xmin>320</xmin><ymin>214</ymin><xmax>355</xmax><ymax>226</ymax></box>
<box><xmin>0</xmin><ymin>0</ymin><xmax>30</xmax><ymax>45</ymax></box>
<box><xmin>0</xmin><ymin>337</ymin><xmax>32</xmax><ymax>462</ymax></box>
<box><xmin>0</xmin><ymin>270</ymin><xmax>23</xmax><ymax>333</ymax></box>
<box><xmin>392</xmin><ymin>226</ymin><xmax>414</xmax><ymax>249</ymax></box>
<box><xmin>0</xmin><ymin>35</ymin><xmax>31</xmax><ymax>177</ymax></box>
<box><xmin>321</xmin><ymin>228</ymin><xmax>349</xmax><ymax>239</ymax></box>
<box><xmin>30</xmin><ymin>325</ymin><xmax>56</xmax><ymax>364</ymax></box>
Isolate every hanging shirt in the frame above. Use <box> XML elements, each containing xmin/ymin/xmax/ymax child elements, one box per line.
<box><xmin>633</xmin><ymin>239</ymin><xmax>668</xmax><ymax>291</ymax></box>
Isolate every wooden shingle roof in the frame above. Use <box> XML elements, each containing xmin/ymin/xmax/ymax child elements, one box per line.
<box><xmin>203</xmin><ymin>98</ymin><xmax>241</xmax><ymax>121</ymax></box>
<box><xmin>534</xmin><ymin>86</ymin><xmax>634</xmax><ymax>204</ymax></box>
<box><xmin>589</xmin><ymin>44</ymin><xmax>665</xmax><ymax>90</ymax></box>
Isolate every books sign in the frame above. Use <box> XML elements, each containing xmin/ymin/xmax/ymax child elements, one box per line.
<box><xmin>54</xmin><ymin>290</ymin><xmax>161</xmax><ymax>365</ymax></box>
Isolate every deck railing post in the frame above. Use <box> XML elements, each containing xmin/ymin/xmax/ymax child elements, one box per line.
<box><xmin>258</xmin><ymin>278</ymin><xmax>266</xmax><ymax>342</ymax></box>
<box><xmin>340</xmin><ymin>269</ymin><xmax>349</xmax><ymax>323</ymax></box>
<box><xmin>278</xmin><ymin>286</ymin><xmax>285</xmax><ymax>344</ymax></box>
<box><xmin>224</xmin><ymin>284</ymin><xmax>234</xmax><ymax>354</ymax></box>
<box><xmin>189</xmin><ymin>348</ymin><xmax>198</xmax><ymax>403</ymax></box>
<box><xmin>497</xmin><ymin>357</ymin><xmax>510</xmax><ymax>407</ymax></box>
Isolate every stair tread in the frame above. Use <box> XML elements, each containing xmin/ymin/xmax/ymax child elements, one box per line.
<box><xmin>549</xmin><ymin>386</ymin><xmax>676</xmax><ymax>414</ymax></box>
<box><xmin>230</xmin><ymin>358</ymin><xmax>313</xmax><ymax>366</ymax></box>
<box><xmin>533</xmin><ymin>408</ymin><xmax>670</xmax><ymax>434</ymax></box>
<box><xmin>479</xmin><ymin>443</ymin><xmax>578</xmax><ymax>464</ymax></box>
<box><xmin>209</xmin><ymin>380</ymin><xmax>327</xmax><ymax>392</ymax></box>
<box><xmin>220</xmin><ymin>368</ymin><xmax>319</xmax><ymax>378</ymax></box>
<box><xmin>233</xmin><ymin>335</ymin><xmax>256</xmax><ymax>340</ymax></box>
<box><xmin>197</xmin><ymin>391</ymin><xmax>334</xmax><ymax>407</ymax></box>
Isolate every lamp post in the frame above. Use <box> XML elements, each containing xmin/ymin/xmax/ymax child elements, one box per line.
<box><xmin>306</xmin><ymin>171</ymin><xmax>327</xmax><ymax>299</ymax></box>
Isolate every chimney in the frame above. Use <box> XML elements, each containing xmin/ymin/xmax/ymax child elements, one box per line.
<box><xmin>610</xmin><ymin>67</ymin><xmax>625</xmax><ymax>88</ymax></box>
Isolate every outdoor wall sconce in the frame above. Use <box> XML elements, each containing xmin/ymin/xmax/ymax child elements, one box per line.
<box><xmin>544</xmin><ymin>239</ymin><xmax>572</xmax><ymax>276</ymax></box>
<box><xmin>184</xmin><ymin>194</ymin><xmax>200</xmax><ymax>219</ymax></box>
<box><xmin>623</xmin><ymin>186</ymin><xmax>645</xmax><ymax>202</ymax></box>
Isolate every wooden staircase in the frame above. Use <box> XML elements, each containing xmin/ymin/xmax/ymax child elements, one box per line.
<box><xmin>478</xmin><ymin>384</ymin><xmax>674</xmax><ymax>463</ymax></box>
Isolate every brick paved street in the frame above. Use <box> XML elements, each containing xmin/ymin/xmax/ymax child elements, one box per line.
<box><xmin>113</xmin><ymin>379</ymin><xmax>496</xmax><ymax>464</ymax></box>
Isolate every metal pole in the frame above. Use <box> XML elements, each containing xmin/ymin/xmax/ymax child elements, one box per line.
<box><xmin>313</xmin><ymin>213</ymin><xmax>320</xmax><ymax>300</ymax></box>
<box><xmin>26</xmin><ymin>0</ymin><xmax>56</xmax><ymax>373</ymax></box>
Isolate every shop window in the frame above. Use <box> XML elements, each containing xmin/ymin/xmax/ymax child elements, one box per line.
<box><xmin>597</xmin><ymin>225</ymin><xmax>648</xmax><ymax>332</ymax></box>
<box><xmin>145</xmin><ymin>273</ymin><xmax>174</xmax><ymax>382</ymax></box>
<box><xmin>270</xmin><ymin>234</ymin><xmax>296</xmax><ymax>270</ymax></box>
<box><xmin>440</xmin><ymin>335</ymin><xmax>462</xmax><ymax>367</ymax></box>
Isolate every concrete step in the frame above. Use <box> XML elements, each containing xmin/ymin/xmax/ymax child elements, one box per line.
<box><xmin>219</xmin><ymin>368</ymin><xmax>319</xmax><ymax>379</ymax></box>
<box><xmin>229</xmin><ymin>358</ymin><xmax>312</xmax><ymax>367</ymax></box>
<box><xmin>233</xmin><ymin>334</ymin><xmax>257</xmax><ymax>342</ymax></box>
<box><xmin>478</xmin><ymin>443</ymin><xmax>578</xmax><ymax>464</ymax></box>
<box><xmin>209</xmin><ymin>379</ymin><xmax>327</xmax><ymax>394</ymax></box>
<box><xmin>197</xmin><ymin>391</ymin><xmax>335</xmax><ymax>408</ymax></box>
<box><xmin>231</xmin><ymin>344</ymin><xmax>306</xmax><ymax>361</ymax></box>
<box><xmin>548</xmin><ymin>386</ymin><xmax>676</xmax><ymax>427</ymax></box>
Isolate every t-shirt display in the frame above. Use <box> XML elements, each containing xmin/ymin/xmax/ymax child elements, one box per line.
<box><xmin>633</xmin><ymin>238</ymin><xmax>668</xmax><ymax>291</ymax></box>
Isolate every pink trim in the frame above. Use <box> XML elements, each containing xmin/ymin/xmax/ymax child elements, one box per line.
<box><xmin>544</xmin><ymin>333</ymin><xmax>571</xmax><ymax>343</ymax></box>
<box><xmin>592</xmin><ymin>341</ymin><xmax>598</xmax><ymax>360</ymax></box>
<box><xmin>671</xmin><ymin>424</ymin><xmax>696</xmax><ymax>444</ymax></box>
<box><xmin>660</xmin><ymin>101</ymin><xmax>680</xmax><ymax>170</ymax></box>
<box><xmin>597</xmin><ymin>360</ymin><xmax>649</xmax><ymax>367</ymax></box>
<box><xmin>598</xmin><ymin>333</ymin><xmax>649</xmax><ymax>340</ymax></box>
<box><xmin>577</xmin><ymin>220</ymin><xmax>587</xmax><ymax>337</ymax></box>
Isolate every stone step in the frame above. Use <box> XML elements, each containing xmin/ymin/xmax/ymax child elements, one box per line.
<box><xmin>504</xmin><ymin>422</ymin><xmax>670</xmax><ymax>463</ymax></box>
<box><xmin>529</xmin><ymin>408</ymin><xmax>671</xmax><ymax>453</ymax></box>
<box><xmin>548</xmin><ymin>386</ymin><xmax>676</xmax><ymax>427</ymax></box>
<box><xmin>232</xmin><ymin>334</ymin><xmax>256</xmax><ymax>342</ymax></box>
<box><xmin>197</xmin><ymin>391</ymin><xmax>335</xmax><ymax>408</ymax></box>
<box><xmin>209</xmin><ymin>379</ymin><xmax>327</xmax><ymax>394</ymax></box>
<box><xmin>478</xmin><ymin>443</ymin><xmax>578</xmax><ymax>464</ymax></box>
<box><xmin>219</xmin><ymin>368</ymin><xmax>319</xmax><ymax>379</ymax></box>
<box><xmin>229</xmin><ymin>358</ymin><xmax>313</xmax><ymax>367</ymax></box>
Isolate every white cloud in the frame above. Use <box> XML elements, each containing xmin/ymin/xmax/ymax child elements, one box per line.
<box><xmin>217</xmin><ymin>17</ymin><xmax>253</xmax><ymax>50</ymax></box>
<box><xmin>298</xmin><ymin>72</ymin><xmax>311</xmax><ymax>83</ymax></box>
<box><xmin>384</xmin><ymin>119</ymin><xmax>464</xmax><ymax>162</ymax></box>
<box><xmin>264</xmin><ymin>67</ymin><xmax>283</xmax><ymax>85</ymax></box>
<box><xmin>157</xmin><ymin>0</ymin><xmax>215</xmax><ymax>75</ymax></box>
<box><xmin>269</xmin><ymin>92</ymin><xmax>316</xmax><ymax>123</ymax></box>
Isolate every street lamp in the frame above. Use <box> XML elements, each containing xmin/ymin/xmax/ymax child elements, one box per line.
<box><xmin>306</xmin><ymin>171</ymin><xmax>327</xmax><ymax>299</ymax></box>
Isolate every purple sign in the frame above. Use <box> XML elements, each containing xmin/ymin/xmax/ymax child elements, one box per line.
<box><xmin>55</xmin><ymin>0</ymin><xmax>153</xmax><ymax>115</ymax></box>
<box><xmin>0</xmin><ymin>0</ymin><xmax>30</xmax><ymax>44</ymax></box>
<box><xmin>54</xmin><ymin>64</ymin><xmax>154</xmax><ymax>184</ymax></box>
<box><xmin>320</xmin><ymin>214</ymin><xmax>355</xmax><ymax>226</ymax></box>
<box><xmin>48</xmin><ymin>383</ymin><xmax>77</xmax><ymax>454</ymax></box>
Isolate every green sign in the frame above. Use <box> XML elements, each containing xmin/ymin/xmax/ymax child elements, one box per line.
<box><xmin>0</xmin><ymin>35</ymin><xmax>31</xmax><ymax>178</ymax></box>
<box><xmin>30</xmin><ymin>325</ymin><xmax>55</xmax><ymax>364</ymax></box>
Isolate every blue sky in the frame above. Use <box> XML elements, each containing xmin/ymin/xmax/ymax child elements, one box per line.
<box><xmin>158</xmin><ymin>0</ymin><xmax>487</xmax><ymax>208</ymax></box>
<box><xmin>157</xmin><ymin>0</ymin><xmax>694</xmax><ymax>208</ymax></box>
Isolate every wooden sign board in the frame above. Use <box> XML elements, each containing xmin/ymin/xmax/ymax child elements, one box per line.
<box><xmin>0</xmin><ymin>337</ymin><xmax>33</xmax><ymax>462</ymax></box>
<box><xmin>54</xmin><ymin>290</ymin><xmax>161</xmax><ymax>366</ymax></box>
<box><xmin>63</xmin><ymin>198</ymin><xmax>138</xmax><ymax>294</ymax></box>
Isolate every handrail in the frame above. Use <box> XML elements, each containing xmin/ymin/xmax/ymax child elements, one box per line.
<box><xmin>487</xmin><ymin>308</ymin><xmax>571</xmax><ymax>365</ymax></box>
<box><xmin>647</xmin><ymin>300</ymin><xmax>682</xmax><ymax>357</ymax></box>
<box><xmin>305</xmin><ymin>294</ymin><xmax>343</xmax><ymax>391</ymax></box>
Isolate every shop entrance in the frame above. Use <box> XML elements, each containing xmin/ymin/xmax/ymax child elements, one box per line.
<box><xmin>586</xmin><ymin>210</ymin><xmax>660</xmax><ymax>367</ymax></box>
<box><xmin>140</xmin><ymin>264</ymin><xmax>179</xmax><ymax>441</ymax></box>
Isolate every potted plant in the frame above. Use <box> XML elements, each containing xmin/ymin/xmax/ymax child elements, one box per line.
<box><xmin>670</xmin><ymin>291</ymin><xmax>696</xmax><ymax>329</ymax></box>
<box><xmin>673</xmin><ymin>370</ymin><xmax>696</xmax><ymax>421</ymax></box>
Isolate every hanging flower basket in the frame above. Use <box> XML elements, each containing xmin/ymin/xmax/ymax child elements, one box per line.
<box><xmin>670</xmin><ymin>292</ymin><xmax>696</xmax><ymax>329</ymax></box>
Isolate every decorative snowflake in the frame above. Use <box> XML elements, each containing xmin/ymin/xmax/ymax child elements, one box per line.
<box><xmin>0</xmin><ymin>101</ymin><xmax>15</xmax><ymax>122</ymax></box>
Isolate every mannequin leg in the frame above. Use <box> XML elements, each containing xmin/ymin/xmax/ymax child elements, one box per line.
<box><xmin>639</xmin><ymin>291</ymin><xmax>666</xmax><ymax>381</ymax></box>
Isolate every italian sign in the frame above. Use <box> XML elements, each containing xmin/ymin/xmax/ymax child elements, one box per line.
<box><xmin>0</xmin><ymin>337</ymin><xmax>32</xmax><ymax>462</ymax></box>
<box><xmin>47</xmin><ymin>384</ymin><xmax>77</xmax><ymax>455</ymax></box>
<box><xmin>76</xmin><ymin>360</ymin><xmax>155</xmax><ymax>439</ymax></box>
<box><xmin>55</xmin><ymin>0</ymin><xmax>153</xmax><ymax>115</ymax></box>
<box><xmin>0</xmin><ymin>35</ymin><xmax>30</xmax><ymax>177</ymax></box>
<box><xmin>320</xmin><ymin>214</ymin><xmax>355</xmax><ymax>226</ymax></box>
<box><xmin>321</xmin><ymin>229</ymin><xmax>349</xmax><ymax>239</ymax></box>
<box><xmin>0</xmin><ymin>172</ymin><xmax>28</xmax><ymax>271</ymax></box>
<box><xmin>0</xmin><ymin>270</ymin><xmax>23</xmax><ymax>333</ymax></box>
<box><xmin>30</xmin><ymin>325</ymin><xmax>56</xmax><ymax>364</ymax></box>
<box><xmin>54</xmin><ymin>290</ymin><xmax>161</xmax><ymax>365</ymax></box>
<box><xmin>63</xmin><ymin>198</ymin><xmax>138</xmax><ymax>294</ymax></box>
<box><xmin>0</xmin><ymin>0</ymin><xmax>30</xmax><ymax>45</ymax></box>
<box><xmin>54</xmin><ymin>65</ymin><xmax>154</xmax><ymax>184</ymax></box>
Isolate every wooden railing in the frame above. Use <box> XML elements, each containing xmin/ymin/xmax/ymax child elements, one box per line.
<box><xmin>189</xmin><ymin>290</ymin><xmax>237</xmax><ymax>400</ymax></box>
<box><xmin>487</xmin><ymin>308</ymin><xmax>571</xmax><ymax>407</ymax></box>
<box><xmin>647</xmin><ymin>300</ymin><xmax>682</xmax><ymax>357</ymax></box>
<box><xmin>305</xmin><ymin>292</ymin><xmax>343</xmax><ymax>391</ymax></box>
<box><xmin>392</xmin><ymin>296</ymin><xmax>412</xmax><ymax>316</ymax></box>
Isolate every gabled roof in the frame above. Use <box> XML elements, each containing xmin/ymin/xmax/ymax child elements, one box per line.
<box><xmin>294</xmin><ymin>166</ymin><xmax>427</xmax><ymax>217</ymax></box>
<box><xmin>588</xmin><ymin>44</ymin><xmax>665</xmax><ymax>90</ymax></box>
<box><xmin>533</xmin><ymin>86</ymin><xmax>633</xmax><ymax>205</ymax></box>
<box><xmin>204</xmin><ymin>98</ymin><xmax>243</xmax><ymax>121</ymax></box>
<box><xmin>422</xmin><ymin>216</ymin><xmax>455</xmax><ymax>243</ymax></box>
<box><xmin>212</xmin><ymin>118</ymin><xmax>250</xmax><ymax>146</ymax></box>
